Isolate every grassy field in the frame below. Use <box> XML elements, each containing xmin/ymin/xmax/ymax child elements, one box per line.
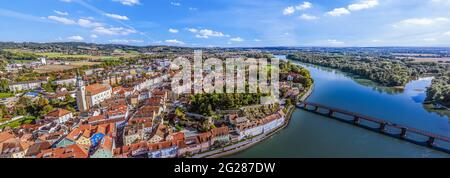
<box><xmin>0</xmin><ymin>116</ymin><xmax>37</xmax><ymax>129</ymax></box>
<box><xmin>39</xmin><ymin>51</ymin><xmax>138</xmax><ymax>60</ymax></box>
<box><xmin>0</xmin><ymin>92</ymin><xmax>14</xmax><ymax>99</ymax></box>
<box><xmin>33</xmin><ymin>61</ymin><xmax>101</xmax><ymax>73</ymax></box>
<box><xmin>410</xmin><ymin>57</ymin><xmax>450</xmax><ymax>63</ymax></box>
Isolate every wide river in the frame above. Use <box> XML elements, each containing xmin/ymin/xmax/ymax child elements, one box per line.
<box><xmin>229</xmin><ymin>55</ymin><xmax>450</xmax><ymax>158</ymax></box>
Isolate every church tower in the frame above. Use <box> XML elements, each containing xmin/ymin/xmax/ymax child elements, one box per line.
<box><xmin>76</xmin><ymin>74</ymin><xmax>88</xmax><ymax>112</ymax></box>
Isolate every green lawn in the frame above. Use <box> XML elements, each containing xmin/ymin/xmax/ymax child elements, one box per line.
<box><xmin>0</xmin><ymin>92</ymin><xmax>14</xmax><ymax>99</ymax></box>
<box><xmin>0</xmin><ymin>116</ymin><xmax>37</xmax><ymax>129</ymax></box>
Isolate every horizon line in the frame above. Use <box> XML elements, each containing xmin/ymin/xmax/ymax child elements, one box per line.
<box><xmin>1</xmin><ymin>41</ymin><xmax>450</xmax><ymax>49</ymax></box>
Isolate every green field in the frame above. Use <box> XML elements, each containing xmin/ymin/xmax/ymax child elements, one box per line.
<box><xmin>39</xmin><ymin>52</ymin><xmax>122</xmax><ymax>60</ymax></box>
<box><xmin>0</xmin><ymin>116</ymin><xmax>37</xmax><ymax>129</ymax></box>
<box><xmin>0</xmin><ymin>92</ymin><xmax>14</xmax><ymax>99</ymax></box>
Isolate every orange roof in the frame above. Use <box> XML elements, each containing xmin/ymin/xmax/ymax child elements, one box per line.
<box><xmin>37</xmin><ymin>144</ymin><xmax>89</xmax><ymax>158</ymax></box>
<box><xmin>86</xmin><ymin>83</ymin><xmax>111</xmax><ymax>95</ymax></box>
<box><xmin>211</xmin><ymin>126</ymin><xmax>230</xmax><ymax>137</ymax></box>
<box><xmin>171</xmin><ymin>132</ymin><xmax>185</xmax><ymax>142</ymax></box>
<box><xmin>87</xmin><ymin>115</ymin><xmax>107</xmax><ymax>123</ymax></box>
<box><xmin>0</xmin><ymin>131</ymin><xmax>15</xmax><ymax>144</ymax></box>
<box><xmin>99</xmin><ymin>136</ymin><xmax>113</xmax><ymax>151</ymax></box>
<box><xmin>46</xmin><ymin>108</ymin><xmax>72</xmax><ymax>118</ymax></box>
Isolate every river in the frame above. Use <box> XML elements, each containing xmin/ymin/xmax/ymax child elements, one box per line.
<box><xmin>228</xmin><ymin>55</ymin><xmax>450</xmax><ymax>158</ymax></box>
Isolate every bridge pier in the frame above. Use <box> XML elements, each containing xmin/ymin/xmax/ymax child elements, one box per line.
<box><xmin>400</xmin><ymin>128</ymin><xmax>407</xmax><ymax>139</ymax></box>
<box><xmin>328</xmin><ymin>110</ymin><xmax>334</xmax><ymax>117</ymax></box>
<box><xmin>353</xmin><ymin>116</ymin><xmax>360</xmax><ymax>125</ymax></box>
<box><xmin>379</xmin><ymin>122</ymin><xmax>387</xmax><ymax>132</ymax></box>
<box><xmin>427</xmin><ymin>137</ymin><xmax>435</xmax><ymax>147</ymax></box>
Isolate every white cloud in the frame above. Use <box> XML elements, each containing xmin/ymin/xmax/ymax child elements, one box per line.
<box><xmin>113</xmin><ymin>0</ymin><xmax>140</xmax><ymax>6</ymax></box>
<box><xmin>90</xmin><ymin>34</ymin><xmax>98</xmax><ymax>39</ymax></box>
<box><xmin>60</xmin><ymin>0</ymin><xmax>72</xmax><ymax>3</ymax></box>
<box><xmin>187</xmin><ymin>28</ymin><xmax>198</xmax><ymax>33</ymax></box>
<box><xmin>254</xmin><ymin>39</ymin><xmax>261</xmax><ymax>42</ymax></box>
<box><xmin>169</xmin><ymin>28</ymin><xmax>179</xmax><ymax>33</ymax></box>
<box><xmin>105</xmin><ymin>13</ymin><xmax>129</xmax><ymax>20</ymax></box>
<box><xmin>284</xmin><ymin>2</ymin><xmax>312</xmax><ymax>16</ymax></box>
<box><xmin>348</xmin><ymin>0</ymin><xmax>379</xmax><ymax>11</ymax></box>
<box><xmin>444</xmin><ymin>31</ymin><xmax>450</xmax><ymax>36</ymax></box>
<box><xmin>78</xmin><ymin>19</ymin><xmax>102</xmax><ymax>28</ymax></box>
<box><xmin>300</xmin><ymin>14</ymin><xmax>318</xmax><ymax>20</ymax></box>
<box><xmin>171</xmin><ymin>2</ymin><xmax>181</xmax><ymax>6</ymax></box>
<box><xmin>165</xmin><ymin>39</ymin><xmax>185</xmax><ymax>45</ymax></box>
<box><xmin>283</xmin><ymin>6</ymin><xmax>295</xmax><ymax>15</ymax></box>
<box><xmin>54</xmin><ymin>10</ymin><xmax>69</xmax><ymax>16</ymax></box>
<box><xmin>430</xmin><ymin>0</ymin><xmax>450</xmax><ymax>6</ymax></box>
<box><xmin>230</xmin><ymin>37</ymin><xmax>244</xmax><ymax>42</ymax></box>
<box><xmin>396</xmin><ymin>17</ymin><xmax>449</xmax><ymax>26</ymax></box>
<box><xmin>189</xmin><ymin>7</ymin><xmax>197</xmax><ymax>11</ymax></box>
<box><xmin>93</xmin><ymin>26</ymin><xmax>137</xmax><ymax>35</ymax></box>
<box><xmin>296</xmin><ymin>2</ymin><xmax>312</xmax><ymax>10</ymax></box>
<box><xmin>47</xmin><ymin>16</ymin><xmax>76</xmax><ymax>25</ymax></box>
<box><xmin>67</xmin><ymin>36</ymin><xmax>84</xmax><ymax>41</ymax></box>
<box><xmin>327</xmin><ymin>39</ymin><xmax>344</xmax><ymax>45</ymax></box>
<box><xmin>423</xmin><ymin>38</ymin><xmax>437</xmax><ymax>42</ymax></box>
<box><xmin>109</xmin><ymin>39</ymin><xmax>144</xmax><ymax>44</ymax></box>
<box><xmin>326</xmin><ymin>8</ymin><xmax>351</xmax><ymax>17</ymax></box>
<box><xmin>189</xmin><ymin>28</ymin><xmax>225</xmax><ymax>39</ymax></box>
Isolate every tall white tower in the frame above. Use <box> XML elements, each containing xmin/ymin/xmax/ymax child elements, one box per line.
<box><xmin>76</xmin><ymin>75</ymin><xmax>88</xmax><ymax>112</ymax></box>
<box><xmin>39</xmin><ymin>57</ymin><xmax>47</xmax><ymax>65</ymax></box>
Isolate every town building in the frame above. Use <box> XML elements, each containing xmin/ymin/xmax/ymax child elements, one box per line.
<box><xmin>44</xmin><ymin>108</ymin><xmax>73</xmax><ymax>124</ymax></box>
<box><xmin>76</xmin><ymin>76</ymin><xmax>112</xmax><ymax>112</ymax></box>
<box><xmin>9</xmin><ymin>80</ymin><xmax>46</xmax><ymax>93</ymax></box>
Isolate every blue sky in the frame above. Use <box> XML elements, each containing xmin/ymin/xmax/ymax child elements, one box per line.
<box><xmin>1</xmin><ymin>0</ymin><xmax>450</xmax><ymax>47</ymax></box>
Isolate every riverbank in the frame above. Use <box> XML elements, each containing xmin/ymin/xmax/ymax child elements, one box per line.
<box><xmin>196</xmin><ymin>85</ymin><xmax>314</xmax><ymax>158</ymax></box>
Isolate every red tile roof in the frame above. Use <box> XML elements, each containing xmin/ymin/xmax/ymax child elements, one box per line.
<box><xmin>37</xmin><ymin>144</ymin><xmax>89</xmax><ymax>158</ymax></box>
<box><xmin>46</xmin><ymin>109</ymin><xmax>72</xmax><ymax>118</ymax></box>
<box><xmin>86</xmin><ymin>83</ymin><xmax>111</xmax><ymax>95</ymax></box>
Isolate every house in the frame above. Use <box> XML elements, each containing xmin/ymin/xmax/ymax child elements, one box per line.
<box><xmin>9</xmin><ymin>80</ymin><xmax>46</xmax><ymax>92</ymax></box>
<box><xmin>53</xmin><ymin>78</ymin><xmax>77</xmax><ymax>86</ymax></box>
<box><xmin>228</xmin><ymin>114</ymin><xmax>248</xmax><ymax>125</ymax></box>
<box><xmin>85</xmin><ymin>84</ymin><xmax>113</xmax><ymax>108</ymax></box>
<box><xmin>211</xmin><ymin>126</ymin><xmax>230</xmax><ymax>144</ymax></box>
<box><xmin>90</xmin><ymin>136</ymin><xmax>114</xmax><ymax>158</ymax></box>
<box><xmin>24</xmin><ymin>141</ymin><xmax>52</xmax><ymax>158</ymax></box>
<box><xmin>0</xmin><ymin>136</ymin><xmax>34</xmax><ymax>158</ymax></box>
<box><xmin>152</xmin><ymin>89</ymin><xmax>168</xmax><ymax>102</ymax></box>
<box><xmin>134</xmin><ymin>105</ymin><xmax>161</xmax><ymax>121</ymax></box>
<box><xmin>77</xmin><ymin>82</ymin><xmax>113</xmax><ymax>112</ymax></box>
<box><xmin>56</xmin><ymin>123</ymin><xmax>115</xmax><ymax>149</ymax></box>
<box><xmin>37</xmin><ymin>144</ymin><xmax>89</xmax><ymax>158</ymax></box>
<box><xmin>236</xmin><ymin>110</ymin><xmax>286</xmax><ymax>140</ymax></box>
<box><xmin>148</xmin><ymin>124</ymin><xmax>170</xmax><ymax>144</ymax></box>
<box><xmin>146</xmin><ymin>97</ymin><xmax>166</xmax><ymax>112</ymax></box>
<box><xmin>147</xmin><ymin>141</ymin><xmax>178</xmax><ymax>158</ymax></box>
<box><xmin>0</xmin><ymin>131</ymin><xmax>15</xmax><ymax>144</ymax></box>
<box><xmin>38</xmin><ymin>131</ymin><xmax>66</xmax><ymax>145</ymax></box>
<box><xmin>44</xmin><ymin>109</ymin><xmax>73</xmax><ymax>124</ymax></box>
<box><xmin>123</xmin><ymin>121</ymin><xmax>152</xmax><ymax>146</ymax></box>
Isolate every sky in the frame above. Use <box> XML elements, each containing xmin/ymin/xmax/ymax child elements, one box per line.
<box><xmin>1</xmin><ymin>0</ymin><xmax>450</xmax><ymax>47</ymax></box>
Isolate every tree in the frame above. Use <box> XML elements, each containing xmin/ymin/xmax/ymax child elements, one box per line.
<box><xmin>0</xmin><ymin>79</ymin><xmax>9</xmax><ymax>92</ymax></box>
<box><xmin>39</xmin><ymin>105</ymin><xmax>54</xmax><ymax>117</ymax></box>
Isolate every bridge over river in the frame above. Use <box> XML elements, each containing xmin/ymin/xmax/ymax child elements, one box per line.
<box><xmin>297</xmin><ymin>102</ymin><xmax>450</xmax><ymax>154</ymax></box>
